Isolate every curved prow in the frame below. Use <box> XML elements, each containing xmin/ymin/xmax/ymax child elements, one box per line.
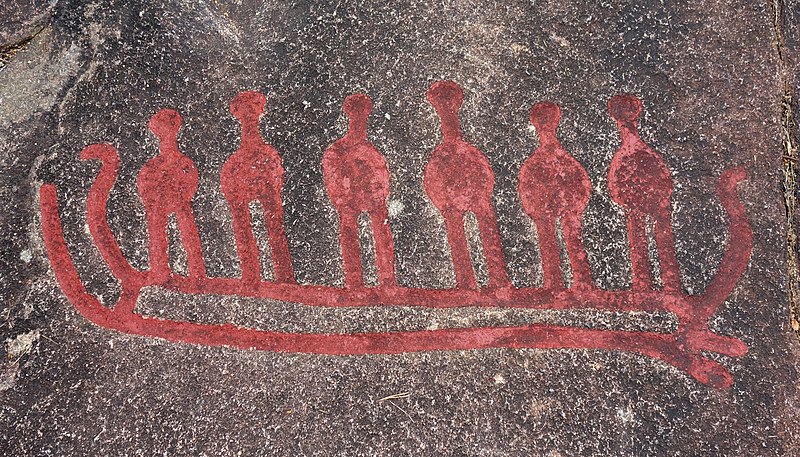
<box><xmin>39</xmin><ymin>184</ymin><xmax>135</xmax><ymax>326</ymax></box>
<box><xmin>693</xmin><ymin>167</ymin><xmax>752</xmax><ymax>319</ymax></box>
<box><xmin>80</xmin><ymin>144</ymin><xmax>143</xmax><ymax>285</ymax></box>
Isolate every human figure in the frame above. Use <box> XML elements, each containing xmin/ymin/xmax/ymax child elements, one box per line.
<box><xmin>221</xmin><ymin>91</ymin><xmax>295</xmax><ymax>284</ymax></box>
<box><xmin>519</xmin><ymin>101</ymin><xmax>593</xmax><ymax>289</ymax></box>
<box><xmin>137</xmin><ymin>108</ymin><xmax>206</xmax><ymax>282</ymax></box>
<box><xmin>423</xmin><ymin>80</ymin><xmax>510</xmax><ymax>290</ymax></box>
<box><xmin>322</xmin><ymin>94</ymin><xmax>395</xmax><ymax>288</ymax></box>
<box><xmin>607</xmin><ymin>94</ymin><xmax>680</xmax><ymax>291</ymax></box>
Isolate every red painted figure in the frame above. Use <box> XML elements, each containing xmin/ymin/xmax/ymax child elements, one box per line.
<box><xmin>137</xmin><ymin>109</ymin><xmax>206</xmax><ymax>282</ymax></box>
<box><xmin>607</xmin><ymin>94</ymin><xmax>681</xmax><ymax>291</ymax></box>
<box><xmin>322</xmin><ymin>93</ymin><xmax>395</xmax><ymax>288</ymax></box>
<box><xmin>40</xmin><ymin>87</ymin><xmax>754</xmax><ymax>389</ymax></box>
<box><xmin>221</xmin><ymin>91</ymin><xmax>295</xmax><ymax>284</ymax></box>
<box><xmin>423</xmin><ymin>80</ymin><xmax>510</xmax><ymax>290</ymax></box>
<box><xmin>519</xmin><ymin>102</ymin><xmax>593</xmax><ymax>289</ymax></box>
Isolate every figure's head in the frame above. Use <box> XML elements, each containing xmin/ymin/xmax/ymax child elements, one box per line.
<box><xmin>529</xmin><ymin>101</ymin><xmax>561</xmax><ymax>133</ymax></box>
<box><xmin>230</xmin><ymin>91</ymin><xmax>267</xmax><ymax>120</ymax></box>
<box><xmin>427</xmin><ymin>80</ymin><xmax>464</xmax><ymax>113</ymax></box>
<box><xmin>608</xmin><ymin>94</ymin><xmax>642</xmax><ymax>124</ymax></box>
<box><xmin>342</xmin><ymin>93</ymin><xmax>373</xmax><ymax>120</ymax></box>
<box><xmin>149</xmin><ymin>109</ymin><xmax>182</xmax><ymax>139</ymax></box>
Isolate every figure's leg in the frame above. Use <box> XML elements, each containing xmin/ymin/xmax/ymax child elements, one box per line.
<box><xmin>177</xmin><ymin>207</ymin><xmax>207</xmax><ymax>279</ymax></box>
<box><xmin>654</xmin><ymin>212</ymin><xmax>681</xmax><ymax>292</ymax></box>
<box><xmin>443</xmin><ymin>211</ymin><xmax>477</xmax><ymax>290</ymax></box>
<box><xmin>534</xmin><ymin>215</ymin><xmax>562</xmax><ymax>290</ymax></box>
<box><xmin>561</xmin><ymin>213</ymin><xmax>593</xmax><ymax>289</ymax></box>
<box><xmin>475</xmin><ymin>207</ymin><xmax>510</xmax><ymax>288</ymax></box>
<box><xmin>145</xmin><ymin>209</ymin><xmax>170</xmax><ymax>282</ymax></box>
<box><xmin>627</xmin><ymin>212</ymin><xmax>651</xmax><ymax>291</ymax></box>
<box><xmin>338</xmin><ymin>212</ymin><xmax>364</xmax><ymax>288</ymax></box>
<box><xmin>370</xmin><ymin>209</ymin><xmax>396</xmax><ymax>287</ymax></box>
<box><xmin>260</xmin><ymin>194</ymin><xmax>295</xmax><ymax>284</ymax></box>
<box><xmin>228</xmin><ymin>198</ymin><xmax>261</xmax><ymax>283</ymax></box>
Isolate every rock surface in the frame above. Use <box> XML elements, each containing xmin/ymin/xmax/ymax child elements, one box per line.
<box><xmin>1</xmin><ymin>0</ymin><xmax>799</xmax><ymax>455</ymax></box>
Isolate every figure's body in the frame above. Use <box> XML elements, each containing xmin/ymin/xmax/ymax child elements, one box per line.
<box><xmin>220</xmin><ymin>91</ymin><xmax>295</xmax><ymax>284</ymax></box>
<box><xmin>137</xmin><ymin>109</ymin><xmax>206</xmax><ymax>282</ymax></box>
<box><xmin>607</xmin><ymin>94</ymin><xmax>680</xmax><ymax>291</ymax></box>
<box><xmin>423</xmin><ymin>80</ymin><xmax>510</xmax><ymax>290</ymax></box>
<box><xmin>323</xmin><ymin>94</ymin><xmax>395</xmax><ymax>288</ymax></box>
<box><xmin>519</xmin><ymin>102</ymin><xmax>593</xmax><ymax>289</ymax></box>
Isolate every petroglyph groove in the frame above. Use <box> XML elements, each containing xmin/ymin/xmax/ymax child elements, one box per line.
<box><xmin>38</xmin><ymin>83</ymin><xmax>753</xmax><ymax>388</ymax></box>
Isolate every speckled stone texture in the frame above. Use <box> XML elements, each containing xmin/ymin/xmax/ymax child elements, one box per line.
<box><xmin>2</xmin><ymin>0</ymin><xmax>799</xmax><ymax>455</ymax></box>
<box><xmin>0</xmin><ymin>0</ymin><xmax>53</xmax><ymax>49</ymax></box>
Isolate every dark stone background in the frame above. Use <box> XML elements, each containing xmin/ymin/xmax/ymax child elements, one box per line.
<box><xmin>1</xmin><ymin>0</ymin><xmax>799</xmax><ymax>455</ymax></box>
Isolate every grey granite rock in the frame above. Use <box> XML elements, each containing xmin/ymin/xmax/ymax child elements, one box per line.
<box><xmin>1</xmin><ymin>0</ymin><xmax>799</xmax><ymax>455</ymax></box>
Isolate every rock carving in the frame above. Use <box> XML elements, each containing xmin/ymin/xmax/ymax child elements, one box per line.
<box><xmin>39</xmin><ymin>81</ymin><xmax>752</xmax><ymax>388</ymax></box>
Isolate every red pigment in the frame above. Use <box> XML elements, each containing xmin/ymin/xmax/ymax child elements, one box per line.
<box><xmin>41</xmin><ymin>84</ymin><xmax>752</xmax><ymax>389</ymax></box>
